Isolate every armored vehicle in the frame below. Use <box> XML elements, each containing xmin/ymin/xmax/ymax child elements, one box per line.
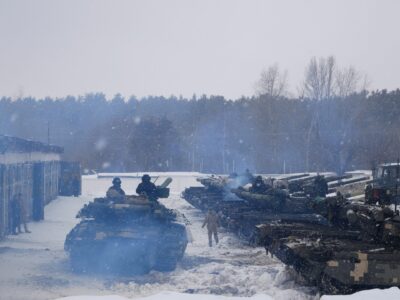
<box><xmin>183</xmin><ymin>174</ymin><xmax>329</xmax><ymax>243</ymax></box>
<box><xmin>65</xmin><ymin>178</ymin><xmax>188</xmax><ymax>274</ymax></box>
<box><xmin>365</xmin><ymin>163</ymin><xmax>400</xmax><ymax>205</ymax></box>
<box><xmin>182</xmin><ymin>175</ymin><xmax>245</xmax><ymax>211</ymax></box>
<box><xmin>256</xmin><ymin>189</ymin><xmax>400</xmax><ymax>294</ymax></box>
<box><xmin>231</xmin><ymin>188</ymin><xmax>312</xmax><ymax>213</ymax></box>
<box><xmin>258</xmin><ymin>220</ymin><xmax>400</xmax><ymax>294</ymax></box>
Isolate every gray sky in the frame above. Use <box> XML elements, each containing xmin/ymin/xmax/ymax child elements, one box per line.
<box><xmin>0</xmin><ymin>0</ymin><xmax>399</xmax><ymax>100</ymax></box>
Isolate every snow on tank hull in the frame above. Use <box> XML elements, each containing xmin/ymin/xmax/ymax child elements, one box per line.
<box><xmin>65</xmin><ymin>219</ymin><xmax>187</xmax><ymax>274</ymax></box>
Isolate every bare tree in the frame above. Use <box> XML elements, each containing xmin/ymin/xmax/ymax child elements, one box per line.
<box><xmin>326</xmin><ymin>56</ymin><xmax>335</xmax><ymax>99</ymax></box>
<box><xmin>302</xmin><ymin>56</ymin><xmax>371</xmax><ymax>100</ymax></box>
<box><xmin>255</xmin><ymin>63</ymin><xmax>288</xmax><ymax>97</ymax></box>
<box><xmin>335</xmin><ymin>66</ymin><xmax>362</xmax><ymax>98</ymax></box>
<box><xmin>302</xmin><ymin>56</ymin><xmax>336</xmax><ymax>100</ymax></box>
<box><xmin>302</xmin><ymin>56</ymin><xmax>336</xmax><ymax>170</ymax></box>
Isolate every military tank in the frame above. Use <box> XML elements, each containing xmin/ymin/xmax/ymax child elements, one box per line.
<box><xmin>183</xmin><ymin>173</ymin><xmax>329</xmax><ymax>243</ymax></box>
<box><xmin>256</xmin><ymin>186</ymin><xmax>400</xmax><ymax>294</ymax></box>
<box><xmin>182</xmin><ymin>174</ymin><xmax>247</xmax><ymax>211</ymax></box>
<box><xmin>365</xmin><ymin>162</ymin><xmax>400</xmax><ymax>205</ymax></box>
<box><xmin>65</xmin><ymin>178</ymin><xmax>188</xmax><ymax>275</ymax></box>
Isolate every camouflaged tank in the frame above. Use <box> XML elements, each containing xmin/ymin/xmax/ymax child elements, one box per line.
<box><xmin>256</xmin><ymin>192</ymin><xmax>400</xmax><ymax>295</ymax></box>
<box><xmin>64</xmin><ymin>179</ymin><xmax>188</xmax><ymax>275</ymax></box>
<box><xmin>183</xmin><ymin>174</ymin><xmax>326</xmax><ymax>243</ymax></box>
<box><xmin>182</xmin><ymin>175</ymin><xmax>247</xmax><ymax>211</ymax></box>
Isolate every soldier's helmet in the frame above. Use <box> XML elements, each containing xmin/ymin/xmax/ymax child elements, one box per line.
<box><xmin>112</xmin><ymin>177</ymin><xmax>122</xmax><ymax>185</ymax></box>
<box><xmin>142</xmin><ymin>174</ymin><xmax>151</xmax><ymax>182</ymax></box>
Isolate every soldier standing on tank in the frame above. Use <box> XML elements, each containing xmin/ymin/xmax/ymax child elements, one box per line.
<box><xmin>250</xmin><ymin>176</ymin><xmax>270</xmax><ymax>194</ymax></box>
<box><xmin>364</xmin><ymin>184</ymin><xmax>373</xmax><ymax>204</ymax></box>
<box><xmin>136</xmin><ymin>174</ymin><xmax>157</xmax><ymax>201</ymax></box>
<box><xmin>106</xmin><ymin>177</ymin><xmax>125</xmax><ymax>202</ymax></box>
<box><xmin>314</xmin><ymin>174</ymin><xmax>328</xmax><ymax>197</ymax></box>
<box><xmin>202</xmin><ymin>208</ymin><xmax>219</xmax><ymax>247</ymax></box>
<box><xmin>327</xmin><ymin>191</ymin><xmax>344</xmax><ymax>225</ymax></box>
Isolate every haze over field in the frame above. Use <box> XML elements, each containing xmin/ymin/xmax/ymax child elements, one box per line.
<box><xmin>2</xmin><ymin>2</ymin><xmax>400</xmax><ymax>299</ymax></box>
<box><xmin>1</xmin><ymin>0</ymin><xmax>400</xmax><ymax>99</ymax></box>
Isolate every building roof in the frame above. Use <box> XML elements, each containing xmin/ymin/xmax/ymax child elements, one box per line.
<box><xmin>0</xmin><ymin>135</ymin><xmax>63</xmax><ymax>154</ymax></box>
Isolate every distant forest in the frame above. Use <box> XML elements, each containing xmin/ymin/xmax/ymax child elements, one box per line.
<box><xmin>1</xmin><ymin>89</ymin><xmax>400</xmax><ymax>174</ymax></box>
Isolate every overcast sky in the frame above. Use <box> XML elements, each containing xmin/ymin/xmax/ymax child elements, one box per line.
<box><xmin>0</xmin><ymin>0</ymin><xmax>399</xmax><ymax>100</ymax></box>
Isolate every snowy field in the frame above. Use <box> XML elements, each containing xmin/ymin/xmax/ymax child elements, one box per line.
<box><xmin>0</xmin><ymin>173</ymin><xmax>399</xmax><ymax>300</ymax></box>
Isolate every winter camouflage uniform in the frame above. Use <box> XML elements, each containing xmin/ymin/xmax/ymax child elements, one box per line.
<box><xmin>16</xmin><ymin>193</ymin><xmax>30</xmax><ymax>233</ymax></box>
<box><xmin>136</xmin><ymin>174</ymin><xmax>157</xmax><ymax>201</ymax></box>
<box><xmin>106</xmin><ymin>177</ymin><xmax>125</xmax><ymax>202</ymax></box>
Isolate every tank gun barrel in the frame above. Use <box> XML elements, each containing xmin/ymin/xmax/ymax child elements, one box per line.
<box><xmin>328</xmin><ymin>175</ymin><xmax>370</xmax><ymax>188</ymax></box>
<box><xmin>277</xmin><ymin>173</ymin><xmax>310</xmax><ymax>181</ymax></box>
<box><xmin>159</xmin><ymin>177</ymin><xmax>172</xmax><ymax>188</ymax></box>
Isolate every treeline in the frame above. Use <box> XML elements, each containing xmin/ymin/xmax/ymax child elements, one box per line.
<box><xmin>1</xmin><ymin>90</ymin><xmax>400</xmax><ymax>174</ymax></box>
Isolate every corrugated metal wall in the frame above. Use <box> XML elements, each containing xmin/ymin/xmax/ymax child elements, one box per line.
<box><xmin>0</xmin><ymin>161</ymin><xmax>60</xmax><ymax>238</ymax></box>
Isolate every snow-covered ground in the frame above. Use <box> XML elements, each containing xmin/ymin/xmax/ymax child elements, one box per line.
<box><xmin>0</xmin><ymin>173</ymin><xmax>399</xmax><ymax>300</ymax></box>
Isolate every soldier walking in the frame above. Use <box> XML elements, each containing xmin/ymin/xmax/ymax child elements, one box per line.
<box><xmin>202</xmin><ymin>209</ymin><xmax>219</xmax><ymax>247</ymax></box>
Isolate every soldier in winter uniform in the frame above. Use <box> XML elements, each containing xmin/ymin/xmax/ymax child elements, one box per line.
<box><xmin>11</xmin><ymin>194</ymin><xmax>21</xmax><ymax>235</ymax></box>
<box><xmin>202</xmin><ymin>208</ymin><xmax>219</xmax><ymax>247</ymax></box>
<box><xmin>106</xmin><ymin>177</ymin><xmax>125</xmax><ymax>202</ymax></box>
<box><xmin>314</xmin><ymin>174</ymin><xmax>328</xmax><ymax>197</ymax></box>
<box><xmin>15</xmin><ymin>193</ymin><xmax>31</xmax><ymax>233</ymax></box>
<box><xmin>136</xmin><ymin>174</ymin><xmax>157</xmax><ymax>201</ymax></box>
<box><xmin>250</xmin><ymin>176</ymin><xmax>270</xmax><ymax>194</ymax></box>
